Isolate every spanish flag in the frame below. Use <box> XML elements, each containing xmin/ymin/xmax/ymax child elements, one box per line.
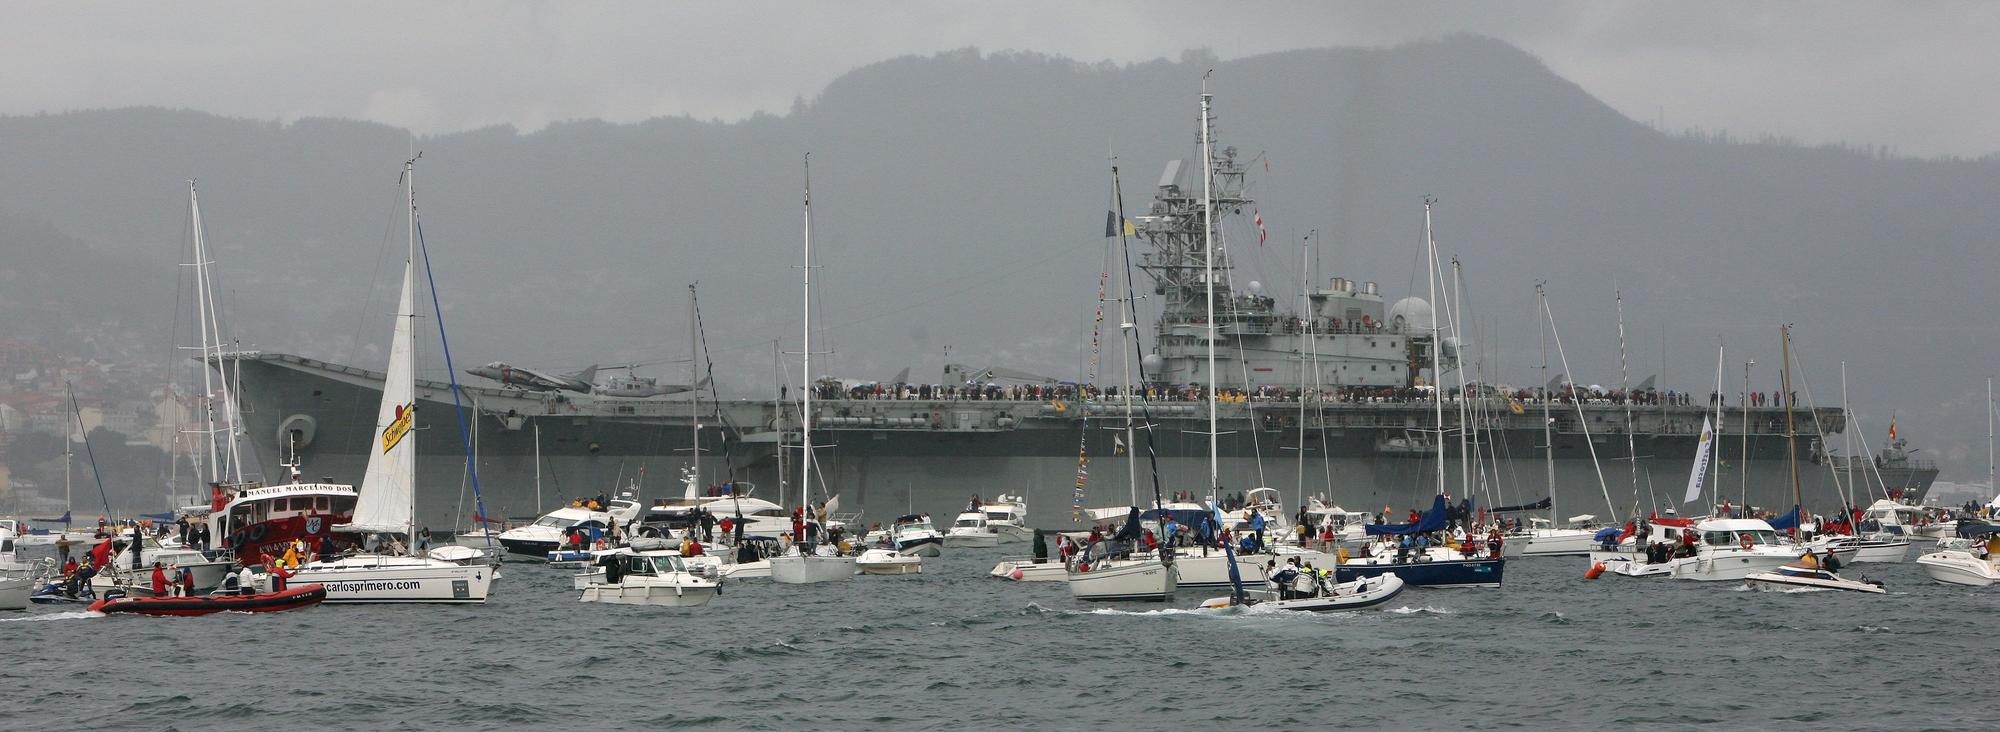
<box><xmin>1888</xmin><ymin>416</ymin><xmax>1897</xmax><ymax>442</ymax></box>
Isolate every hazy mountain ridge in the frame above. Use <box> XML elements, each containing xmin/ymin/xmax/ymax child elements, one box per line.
<box><xmin>1</xmin><ymin>35</ymin><xmax>1996</xmax><ymax>483</ymax></box>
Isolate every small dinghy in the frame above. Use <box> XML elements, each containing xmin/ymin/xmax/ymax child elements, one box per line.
<box><xmin>1746</xmin><ymin>561</ymin><xmax>1885</xmax><ymax>594</ymax></box>
<box><xmin>855</xmin><ymin>548</ymin><xmax>922</xmax><ymax>575</ymax></box>
<box><xmin>88</xmin><ymin>584</ymin><xmax>329</xmax><ymax>616</ymax></box>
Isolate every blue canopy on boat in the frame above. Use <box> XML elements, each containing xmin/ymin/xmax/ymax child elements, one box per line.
<box><xmin>1766</xmin><ymin>506</ymin><xmax>1802</xmax><ymax>531</ymax></box>
<box><xmin>1364</xmin><ymin>494</ymin><xmax>1448</xmax><ymax>537</ymax></box>
<box><xmin>1138</xmin><ymin>508</ymin><xmax>1215</xmax><ymax>530</ymax></box>
<box><xmin>1956</xmin><ymin>522</ymin><xmax>2000</xmax><ymax>538</ymax></box>
<box><xmin>1593</xmin><ymin>527</ymin><xmax>1622</xmax><ymax>541</ymax></box>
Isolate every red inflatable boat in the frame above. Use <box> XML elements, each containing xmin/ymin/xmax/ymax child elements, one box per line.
<box><xmin>89</xmin><ymin>584</ymin><xmax>327</xmax><ymax>616</ymax></box>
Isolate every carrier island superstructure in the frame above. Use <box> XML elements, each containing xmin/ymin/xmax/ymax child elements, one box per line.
<box><xmin>221</xmin><ymin>128</ymin><xmax>1924</xmax><ymax>530</ymax></box>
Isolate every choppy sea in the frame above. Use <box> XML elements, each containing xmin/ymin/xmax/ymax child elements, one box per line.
<box><xmin>1</xmin><ymin>547</ymin><xmax>1990</xmax><ymax>731</ymax></box>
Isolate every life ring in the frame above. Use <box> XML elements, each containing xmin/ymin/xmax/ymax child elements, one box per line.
<box><xmin>1738</xmin><ymin>534</ymin><xmax>1753</xmax><ymax>551</ymax></box>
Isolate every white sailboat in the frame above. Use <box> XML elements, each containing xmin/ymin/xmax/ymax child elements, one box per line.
<box><xmin>770</xmin><ymin>156</ymin><xmax>856</xmax><ymax>585</ymax></box>
<box><xmin>284</xmin><ymin>159</ymin><xmax>495</xmax><ymax>604</ymax></box>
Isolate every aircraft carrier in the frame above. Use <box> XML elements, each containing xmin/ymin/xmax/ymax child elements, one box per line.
<box><xmin>221</xmin><ymin>124</ymin><xmax>1924</xmax><ymax>530</ymax></box>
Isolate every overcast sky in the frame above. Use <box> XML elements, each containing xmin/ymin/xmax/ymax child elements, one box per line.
<box><xmin>5</xmin><ymin>1</ymin><xmax>1995</xmax><ymax>158</ymax></box>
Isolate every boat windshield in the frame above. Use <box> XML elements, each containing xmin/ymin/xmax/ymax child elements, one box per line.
<box><xmin>534</xmin><ymin>516</ymin><xmax>567</xmax><ymax>528</ymax></box>
<box><xmin>985</xmin><ymin>511</ymin><xmax>1014</xmax><ymax>521</ymax></box>
<box><xmin>954</xmin><ymin>518</ymin><xmax>983</xmax><ymax>528</ymax></box>
<box><xmin>1704</xmin><ymin>529</ymin><xmax>1780</xmax><ymax>546</ymax></box>
<box><xmin>646</xmin><ymin>555</ymin><xmax>687</xmax><ymax>574</ymax></box>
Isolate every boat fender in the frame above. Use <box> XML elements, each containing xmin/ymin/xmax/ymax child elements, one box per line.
<box><xmin>1739</xmin><ymin>534</ymin><xmax>1754</xmax><ymax>551</ymax></box>
<box><xmin>1584</xmin><ymin>562</ymin><xmax>1605</xmax><ymax>580</ymax></box>
<box><xmin>1011</xmin><ymin>569</ymin><xmax>1024</xmax><ymax>580</ymax></box>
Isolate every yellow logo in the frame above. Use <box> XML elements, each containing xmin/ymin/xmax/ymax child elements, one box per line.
<box><xmin>381</xmin><ymin>403</ymin><xmax>415</xmax><ymax>453</ymax></box>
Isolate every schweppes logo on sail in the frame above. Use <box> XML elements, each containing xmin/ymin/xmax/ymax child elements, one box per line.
<box><xmin>381</xmin><ymin>403</ymin><xmax>415</xmax><ymax>453</ymax></box>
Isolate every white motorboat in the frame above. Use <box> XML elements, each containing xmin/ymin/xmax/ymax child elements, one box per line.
<box><xmin>1915</xmin><ymin>534</ymin><xmax>2000</xmax><ymax>586</ymax></box>
<box><xmin>990</xmin><ymin>557</ymin><xmax>1067</xmax><ymax>581</ymax></box>
<box><xmin>1201</xmin><ymin>570</ymin><xmax>1405</xmax><ymax>612</ymax></box>
<box><xmin>944</xmin><ymin>510</ymin><xmax>1003</xmax><ymax>548</ymax></box>
<box><xmin>770</xmin><ymin>547</ymin><xmax>857</xmax><ymax>584</ymax></box>
<box><xmin>1174</xmin><ymin>546</ymin><xmax>1334</xmax><ymax>589</ymax></box>
<box><xmin>878</xmin><ymin>514</ymin><xmax>944</xmax><ymax>556</ymax></box>
<box><xmin>1747</xmin><ymin>561</ymin><xmax>1886</xmax><ymax>593</ymax></box>
<box><xmin>87</xmin><ymin>531</ymin><xmax>235</xmax><ymax>595</ymax></box>
<box><xmin>1301</xmin><ymin>500</ymin><xmax>1374</xmax><ymax>545</ymax></box>
<box><xmin>0</xmin><ymin>575</ymin><xmax>29</xmax><ymax>611</ymax></box>
<box><xmin>855</xmin><ymin>548</ymin><xmax>923</xmax><ymax>575</ymax></box>
<box><xmin>578</xmin><ymin>551</ymin><xmax>720</xmax><ymax>607</ymax></box>
<box><xmin>977</xmin><ymin>494</ymin><xmax>1034</xmax><ymax>542</ymax></box>
<box><xmin>1666</xmin><ymin>519</ymin><xmax>1802</xmax><ymax>582</ymax></box>
<box><xmin>494</xmin><ymin>498</ymin><xmax>644</xmax><ymax>559</ymax></box>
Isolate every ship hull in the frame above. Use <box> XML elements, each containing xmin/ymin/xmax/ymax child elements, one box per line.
<box><xmin>224</xmin><ymin>354</ymin><xmax>1916</xmax><ymax>532</ymax></box>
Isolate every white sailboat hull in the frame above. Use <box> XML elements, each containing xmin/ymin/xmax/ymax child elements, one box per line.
<box><xmin>286</xmin><ymin>554</ymin><xmax>495</xmax><ymax>603</ymax></box>
<box><xmin>1066</xmin><ymin>559</ymin><xmax>1176</xmax><ymax>601</ymax></box>
<box><xmin>990</xmin><ymin>559</ymin><xmax>1066</xmax><ymax>581</ymax></box>
<box><xmin>1669</xmin><ymin>551</ymin><xmax>1795</xmax><ymax>582</ymax></box>
<box><xmin>1513</xmin><ymin>529</ymin><xmax>1601</xmax><ymax>557</ymax></box>
<box><xmin>0</xmin><ymin>575</ymin><xmax>31</xmax><ymax>611</ymax></box>
<box><xmin>769</xmin><ymin>554</ymin><xmax>856</xmax><ymax>584</ymax></box>
<box><xmin>1915</xmin><ymin>551</ymin><xmax>2000</xmax><ymax>586</ymax></box>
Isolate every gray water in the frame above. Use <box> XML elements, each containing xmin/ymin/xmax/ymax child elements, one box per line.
<box><xmin>1</xmin><ymin>549</ymin><xmax>1989</xmax><ymax>731</ymax></box>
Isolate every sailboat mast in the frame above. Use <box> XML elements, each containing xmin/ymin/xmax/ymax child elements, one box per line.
<box><xmin>1200</xmin><ymin>89</ymin><xmax>1219</xmax><ymax>501</ymax></box>
<box><xmin>187</xmin><ymin>183</ymin><xmax>223</xmax><ymax>484</ymax></box>
<box><xmin>1111</xmin><ymin>164</ymin><xmax>1139</xmax><ymax>507</ymax></box>
<box><xmin>404</xmin><ymin>159</ymin><xmax>419</xmax><ymax>543</ymax></box>
<box><xmin>1449</xmin><ymin>258</ymin><xmax>1471</xmax><ymax>503</ymax></box>
<box><xmin>1709</xmin><ymin>344</ymin><xmax>1725</xmax><ymax>511</ymax></box>
<box><xmin>1741</xmin><ymin>360</ymin><xmax>1753</xmax><ymax>509</ymax></box>
<box><xmin>1841</xmin><ymin>362</ymin><xmax>1855</xmax><ymax>504</ymax></box>
<box><xmin>1539</xmin><ymin>284</ymin><xmax>1555</xmax><ymax>523</ymax></box>
<box><xmin>1614</xmin><ymin>292</ymin><xmax>1639</xmax><ymax>513</ymax></box>
<box><xmin>1988</xmin><ymin>376</ymin><xmax>1994</xmax><ymax>499</ymax></box>
<box><xmin>689</xmin><ymin>284</ymin><xmax>702</xmax><ymax>493</ymax></box>
<box><xmin>1781</xmin><ymin>325</ymin><xmax>1800</xmax><ymax>518</ymax></box>
<box><xmin>534</xmin><ymin>422</ymin><xmax>543</xmax><ymax>514</ymax></box>
<box><xmin>1424</xmin><ymin>201</ymin><xmax>1445</xmax><ymax>497</ymax></box>
<box><xmin>1297</xmin><ymin>236</ymin><xmax>1311</xmax><ymax>509</ymax></box>
<box><xmin>800</xmin><ymin>156</ymin><xmax>815</xmax><ymax>514</ymax></box>
<box><xmin>64</xmin><ymin>383</ymin><xmax>74</xmax><ymax>520</ymax></box>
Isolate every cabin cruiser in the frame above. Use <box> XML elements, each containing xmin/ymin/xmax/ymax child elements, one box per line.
<box><xmin>1804</xmin><ymin>533</ymin><xmax>1910</xmax><ymax>563</ymax></box>
<box><xmin>945</xmin><ymin>494</ymin><xmax>1033</xmax><ymax>547</ymax></box>
<box><xmin>1914</xmin><ymin>528</ymin><xmax>2000</xmax><ymax>586</ymax></box>
<box><xmin>1587</xmin><ymin>516</ymin><xmax>1699</xmax><ymax>577</ymax></box>
<box><xmin>1302</xmin><ymin>500</ymin><xmax>1374</xmax><ymax>545</ymax></box>
<box><xmin>1666</xmin><ymin>519</ymin><xmax>1802</xmax><ymax>582</ymax></box>
<box><xmin>578</xmin><ymin>551</ymin><xmax>721</xmax><ymax>607</ymax></box>
<box><xmin>209</xmin><ymin>478</ymin><xmax>361</xmax><ymax>566</ymax></box>
<box><xmin>856</xmin><ymin>547</ymin><xmax>923</xmax><ymax>575</ymax></box>
<box><xmin>494</xmin><ymin>496</ymin><xmax>644</xmax><ymax>558</ymax></box>
<box><xmin>865</xmin><ymin>514</ymin><xmax>944</xmax><ymax>556</ymax></box>
<box><xmin>637</xmin><ymin>483</ymin><xmax>798</xmax><ymax>541</ymax></box>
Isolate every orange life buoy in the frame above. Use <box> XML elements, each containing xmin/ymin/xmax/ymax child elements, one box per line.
<box><xmin>1738</xmin><ymin>534</ymin><xmax>1754</xmax><ymax>551</ymax></box>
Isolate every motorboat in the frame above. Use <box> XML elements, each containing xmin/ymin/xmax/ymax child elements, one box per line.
<box><xmin>1586</xmin><ymin>518</ymin><xmax>1703</xmax><ymax>578</ymax></box>
<box><xmin>1665</xmin><ymin>519</ymin><xmax>1802</xmax><ymax>582</ymax></box>
<box><xmin>0</xmin><ymin>575</ymin><xmax>30</xmax><ymax>611</ymax></box>
<box><xmin>977</xmin><ymin>494</ymin><xmax>1034</xmax><ymax>542</ymax></box>
<box><xmin>89</xmin><ymin>584</ymin><xmax>328</xmax><ymax>615</ymax></box>
<box><xmin>875</xmin><ymin>514</ymin><xmax>944</xmax><ymax>557</ymax></box>
<box><xmin>1173</xmin><ymin>545</ymin><xmax>1335</xmax><ymax>590</ymax></box>
<box><xmin>944</xmin><ymin>510</ymin><xmax>1003</xmax><ymax>548</ymax></box>
<box><xmin>1301</xmin><ymin>499</ymin><xmax>1374</xmax><ymax>545</ymax></box>
<box><xmin>636</xmin><ymin>481</ymin><xmax>800</xmax><ymax>541</ymax></box>
<box><xmin>1915</xmin><ymin>529</ymin><xmax>2000</xmax><ymax>586</ymax></box>
<box><xmin>86</xmin><ymin>530</ymin><xmax>235</xmax><ymax>595</ymax></box>
<box><xmin>578</xmin><ymin>551</ymin><xmax>720</xmax><ymax>607</ymax></box>
<box><xmin>494</xmin><ymin>497</ymin><xmax>645</xmax><ymax>558</ymax></box>
<box><xmin>0</xmin><ymin>532</ymin><xmax>30</xmax><ymax>610</ymax></box>
<box><xmin>207</xmin><ymin>477</ymin><xmax>361</xmax><ymax>566</ymax></box>
<box><xmin>1334</xmin><ymin>547</ymin><xmax>1505</xmax><ymax>588</ymax></box>
<box><xmin>1747</xmin><ymin>560</ymin><xmax>1886</xmax><ymax>594</ymax></box>
<box><xmin>855</xmin><ymin>548</ymin><xmax>923</xmax><ymax>575</ymax></box>
<box><xmin>1201</xmin><ymin>570</ymin><xmax>1405</xmax><ymax>612</ymax></box>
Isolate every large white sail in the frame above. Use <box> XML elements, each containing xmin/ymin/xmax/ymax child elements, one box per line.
<box><xmin>1682</xmin><ymin>416</ymin><xmax>1715</xmax><ymax>505</ymax></box>
<box><xmin>343</xmin><ymin>167</ymin><xmax>420</xmax><ymax>534</ymax></box>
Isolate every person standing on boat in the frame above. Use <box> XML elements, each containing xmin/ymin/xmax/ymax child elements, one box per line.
<box><xmin>235</xmin><ymin>565</ymin><xmax>256</xmax><ymax>596</ymax></box>
<box><xmin>149</xmin><ymin>562</ymin><xmax>168</xmax><ymax>596</ymax></box>
<box><xmin>179</xmin><ymin>566</ymin><xmax>194</xmax><ymax>597</ymax></box>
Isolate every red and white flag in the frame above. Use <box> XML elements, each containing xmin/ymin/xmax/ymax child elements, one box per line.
<box><xmin>1254</xmin><ymin>209</ymin><xmax>1267</xmax><ymax>246</ymax></box>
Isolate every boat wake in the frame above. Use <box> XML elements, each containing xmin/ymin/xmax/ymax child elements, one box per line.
<box><xmin>1386</xmin><ymin>605</ymin><xmax>1454</xmax><ymax>616</ymax></box>
<box><xmin>0</xmin><ymin>610</ymin><xmax>100</xmax><ymax>623</ymax></box>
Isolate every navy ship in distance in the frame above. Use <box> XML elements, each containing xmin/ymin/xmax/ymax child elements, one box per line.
<box><xmin>221</xmin><ymin>115</ymin><xmax>1919</xmax><ymax>531</ymax></box>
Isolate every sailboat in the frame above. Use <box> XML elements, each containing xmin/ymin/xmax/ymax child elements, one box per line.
<box><xmin>282</xmin><ymin>159</ymin><xmax>495</xmax><ymax>604</ymax></box>
<box><xmin>769</xmin><ymin>156</ymin><xmax>857</xmax><ymax>585</ymax></box>
<box><xmin>1508</xmin><ymin>287</ymin><xmax>1618</xmax><ymax>557</ymax></box>
<box><xmin>1330</xmin><ymin>201</ymin><xmax>1504</xmax><ymax>588</ymax></box>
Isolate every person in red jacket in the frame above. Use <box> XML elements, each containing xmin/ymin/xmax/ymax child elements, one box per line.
<box><xmin>149</xmin><ymin>562</ymin><xmax>168</xmax><ymax>596</ymax></box>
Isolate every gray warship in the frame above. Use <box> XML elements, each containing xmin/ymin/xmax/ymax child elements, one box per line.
<box><xmin>222</xmin><ymin>118</ymin><xmax>1918</xmax><ymax>530</ymax></box>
